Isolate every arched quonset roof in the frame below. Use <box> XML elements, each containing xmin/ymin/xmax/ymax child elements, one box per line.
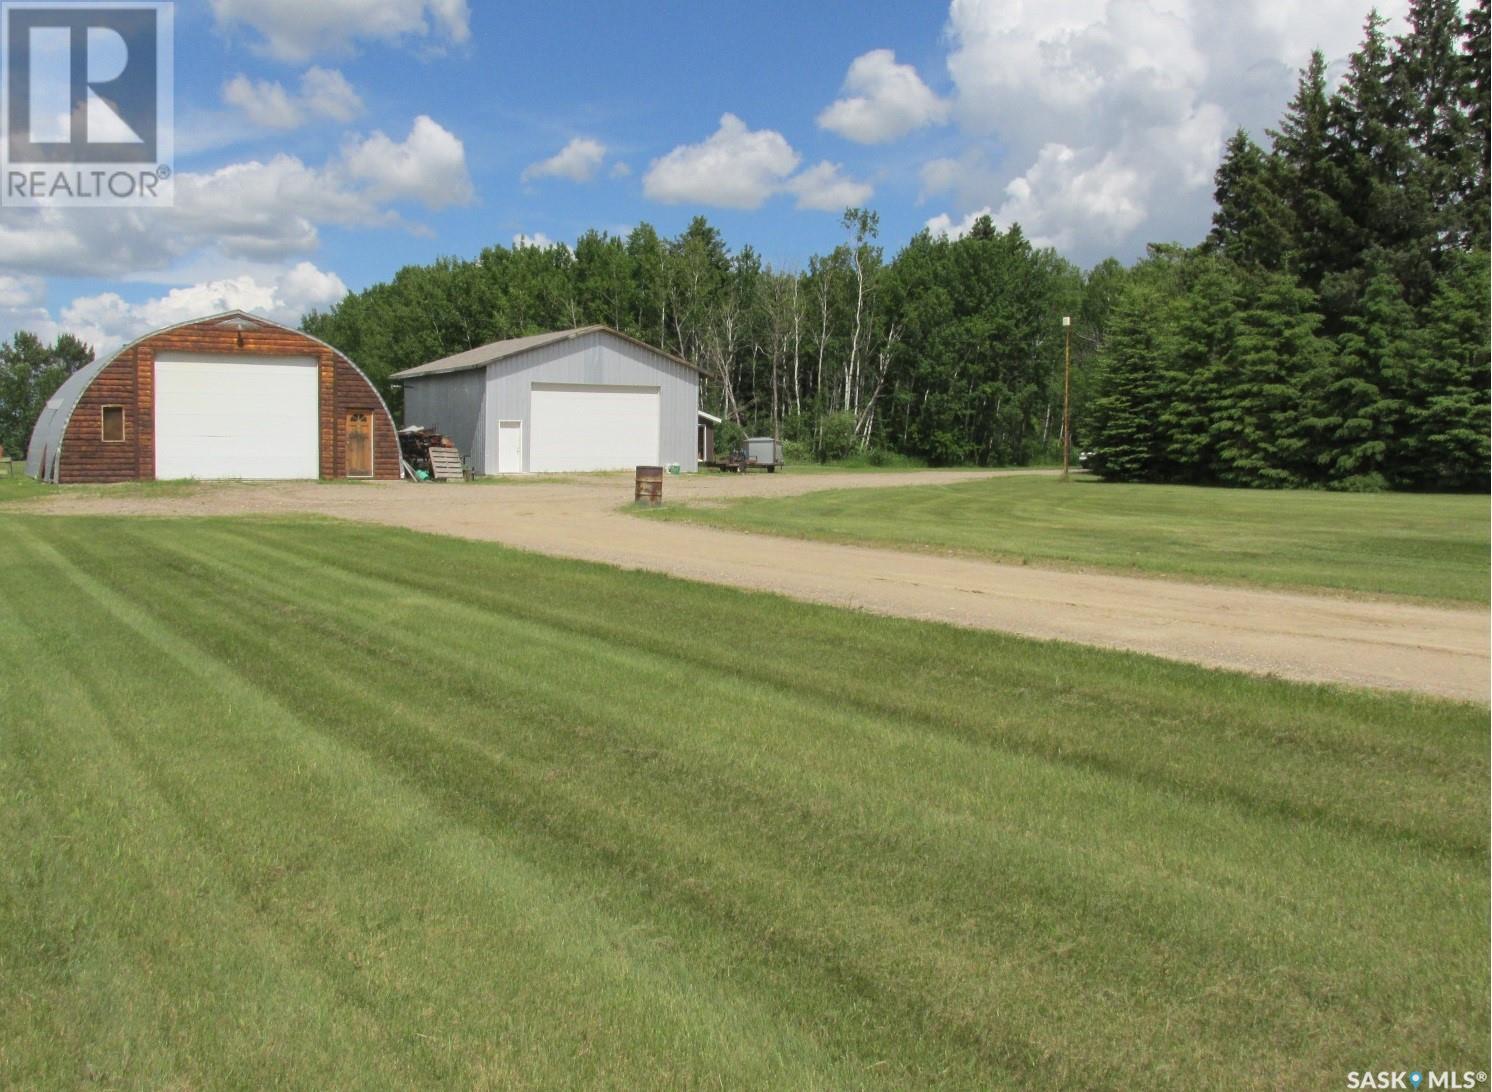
<box><xmin>26</xmin><ymin>354</ymin><xmax>112</xmax><ymax>480</ymax></box>
<box><xmin>26</xmin><ymin>310</ymin><xmax>400</xmax><ymax>483</ymax></box>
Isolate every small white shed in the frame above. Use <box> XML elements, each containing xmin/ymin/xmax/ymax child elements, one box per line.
<box><xmin>391</xmin><ymin>326</ymin><xmax>703</xmax><ymax>474</ymax></box>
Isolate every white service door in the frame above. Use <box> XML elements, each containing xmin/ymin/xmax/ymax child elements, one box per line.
<box><xmin>496</xmin><ymin>419</ymin><xmax>523</xmax><ymax>472</ymax></box>
<box><xmin>528</xmin><ymin>384</ymin><xmax>661</xmax><ymax>472</ymax></box>
<box><xmin>155</xmin><ymin>353</ymin><xmax>319</xmax><ymax>479</ymax></box>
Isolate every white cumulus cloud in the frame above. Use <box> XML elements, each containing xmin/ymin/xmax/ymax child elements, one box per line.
<box><xmin>786</xmin><ymin>162</ymin><xmax>874</xmax><ymax>212</ymax></box>
<box><xmin>644</xmin><ymin>114</ymin><xmax>871</xmax><ymax>212</ymax></box>
<box><xmin>817</xmin><ymin>49</ymin><xmax>950</xmax><ymax>143</ymax></box>
<box><xmin>223</xmin><ymin>76</ymin><xmax>301</xmax><ymax>129</ymax></box>
<box><xmin>644</xmin><ymin>114</ymin><xmax>800</xmax><ymax>209</ymax></box>
<box><xmin>210</xmin><ymin>0</ymin><xmax>470</xmax><ymax>62</ymax></box>
<box><xmin>928</xmin><ymin>0</ymin><xmax>1408</xmax><ymax>262</ymax></box>
<box><xmin>522</xmin><ymin>137</ymin><xmax>608</xmax><ymax>183</ymax></box>
<box><xmin>339</xmin><ymin>115</ymin><xmax>475</xmax><ymax>208</ymax></box>
<box><xmin>0</xmin><ymin>117</ymin><xmax>473</xmax><ymax>280</ymax></box>
<box><xmin>0</xmin><ymin>274</ymin><xmax>45</xmax><ymax>310</ymax></box>
<box><xmin>300</xmin><ymin>68</ymin><xmax>365</xmax><ymax>123</ymax></box>
<box><xmin>927</xmin><ymin>143</ymin><xmax>1148</xmax><ymax>251</ymax></box>
<box><xmin>1</xmin><ymin>262</ymin><xmax>348</xmax><ymax>359</ymax></box>
<box><xmin>222</xmin><ymin>67</ymin><xmax>364</xmax><ymax>130</ymax></box>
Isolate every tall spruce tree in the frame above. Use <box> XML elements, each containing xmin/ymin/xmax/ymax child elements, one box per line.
<box><xmin>1160</xmin><ymin>255</ymin><xmax>1244</xmax><ymax>481</ymax></box>
<box><xmin>1271</xmin><ymin>52</ymin><xmax>1354</xmax><ymax>303</ymax></box>
<box><xmin>1319</xmin><ymin>268</ymin><xmax>1417</xmax><ymax>486</ymax></box>
<box><xmin>1208</xmin><ymin>130</ymin><xmax>1295</xmax><ymax>270</ymax></box>
<box><xmin>1329</xmin><ymin>12</ymin><xmax>1417</xmax><ymax>308</ymax></box>
<box><xmin>1391</xmin><ymin>0</ymin><xmax>1476</xmax><ymax>299</ymax></box>
<box><xmin>1086</xmin><ymin>256</ymin><xmax>1185</xmax><ymax>482</ymax></box>
<box><xmin>1400</xmin><ymin>248</ymin><xmax>1492</xmax><ymax>488</ymax></box>
<box><xmin>1210</xmin><ymin>273</ymin><xmax>1328</xmax><ymax>487</ymax></box>
<box><xmin>1459</xmin><ymin>0</ymin><xmax>1490</xmax><ymax>249</ymax></box>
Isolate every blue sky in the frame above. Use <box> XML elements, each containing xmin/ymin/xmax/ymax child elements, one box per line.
<box><xmin>183</xmin><ymin>0</ymin><xmax>962</xmax><ymax>270</ymax></box>
<box><xmin>0</xmin><ymin>0</ymin><xmax>1402</xmax><ymax>355</ymax></box>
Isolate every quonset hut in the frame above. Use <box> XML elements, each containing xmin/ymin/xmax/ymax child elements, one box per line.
<box><xmin>27</xmin><ymin>311</ymin><xmax>400</xmax><ymax>483</ymax></box>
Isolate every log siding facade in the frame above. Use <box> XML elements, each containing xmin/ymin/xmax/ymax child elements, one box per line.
<box><xmin>31</xmin><ymin>313</ymin><xmax>399</xmax><ymax>484</ymax></box>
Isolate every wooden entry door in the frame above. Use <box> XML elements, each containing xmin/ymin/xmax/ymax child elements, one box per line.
<box><xmin>345</xmin><ymin>411</ymin><xmax>373</xmax><ymax>478</ymax></box>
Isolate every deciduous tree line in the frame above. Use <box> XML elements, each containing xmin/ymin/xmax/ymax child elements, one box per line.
<box><xmin>304</xmin><ymin>209</ymin><xmax>1095</xmax><ymax>466</ymax></box>
<box><xmin>1087</xmin><ymin>0</ymin><xmax>1489</xmax><ymax>490</ymax></box>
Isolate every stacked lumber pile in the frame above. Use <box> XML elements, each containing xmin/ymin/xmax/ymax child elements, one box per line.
<box><xmin>398</xmin><ymin>426</ymin><xmax>466</xmax><ymax>481</ymax></box>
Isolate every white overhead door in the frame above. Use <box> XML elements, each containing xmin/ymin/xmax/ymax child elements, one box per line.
<box><xmin>155</xmin><ymin>352</ymin><xmax>319</xmax><ymax>479</ymax></box>
<box><xmin>528</xmin><ymin>383</ymin><xmax>660</xmax><ymax>472</ymax></box>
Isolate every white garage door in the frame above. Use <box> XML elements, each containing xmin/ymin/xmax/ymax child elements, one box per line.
<box><xmin>529</xmin><ymin>383</ymin><xmax>660</xmax><ymax>472</ymax></box>
<box><xmin>155</xmin><ymin>352</ymin><xmax>319</xmax><ymax>479</ymax></box>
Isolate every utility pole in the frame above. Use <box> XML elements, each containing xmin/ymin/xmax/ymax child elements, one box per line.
<box><xmin>1061</xmin><ymin>316</ymin><xmax>1072</xmax><ymax>481</ymax></box>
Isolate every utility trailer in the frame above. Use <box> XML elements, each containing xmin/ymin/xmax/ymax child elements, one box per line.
<box><xmin>706</xmin><ymin>437</ymin><xmax>784</xmax><ymax>473</ymax></box>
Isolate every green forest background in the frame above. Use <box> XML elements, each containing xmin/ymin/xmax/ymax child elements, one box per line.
<box><xmin>4</xmin><ymin>0</ymin><xmax>1487</xmax><ymax>491</ymax></box>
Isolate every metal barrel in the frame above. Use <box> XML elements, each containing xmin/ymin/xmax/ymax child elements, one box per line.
<box><xmin>634</xmin><ymin>465</ymin><xmax>664</xmax><ymax>506</ymax></box>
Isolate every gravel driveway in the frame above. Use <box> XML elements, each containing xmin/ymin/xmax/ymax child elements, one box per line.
<box><xmin>18</xmin><ymin>469</ymin><xmax>1489</xmax><ymax>702</ymax></box>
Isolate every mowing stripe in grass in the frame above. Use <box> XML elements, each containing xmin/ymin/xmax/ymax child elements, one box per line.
<box><xmin>58</xmin><ymin>525</ymin><xmax>1103</xmax><ymax>1079</ymax></box>
<box><xmin>3</xmin><ymin>522</ymin><xmax>857</xmax><ymax>1088</ymax></box>
<box><xmin>0</xmin><ymin>566</ymin><xmax>392</xmax><ymax>1087</ymax></box>
<box><xmin>174</xmin><ymin>516</ymin><xmax>1486</xmax><ymax>860</ymax></box>
<box><xmin>1</xmin><ymin>513</ymin><xmax>1485</xmax><ymax>1088</ymax></box>
<box><xmin>52</xmin><ymin>519</ymin><xmax>1486</xmax><ymax>954</ymax></box>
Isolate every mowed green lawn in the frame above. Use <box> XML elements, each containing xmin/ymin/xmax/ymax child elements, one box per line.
<box><xmin>649</xmin><ymin>475</ymin><xmax>1491</xmax><ymax>602</ymax></box>
<box><xmin>0</xmin><ymin>513</ymin><xmax>1486</xmax><ymax>1089</ymax></box>
<box><xmin>0</xmin><ymin>465</ymin><xmax>49</xmax><ymax>502</ymax></box>
<box><xmin>0</xmin><ymin>473</ymin><xmax>217</xmax><ymax>504</ymax></box>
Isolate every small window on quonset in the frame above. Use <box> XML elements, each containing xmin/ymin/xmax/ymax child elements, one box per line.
<box><xmin>101</xmin><ymin>406</ymin><xmax>125</xmax><ymax>443</ymax></box>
